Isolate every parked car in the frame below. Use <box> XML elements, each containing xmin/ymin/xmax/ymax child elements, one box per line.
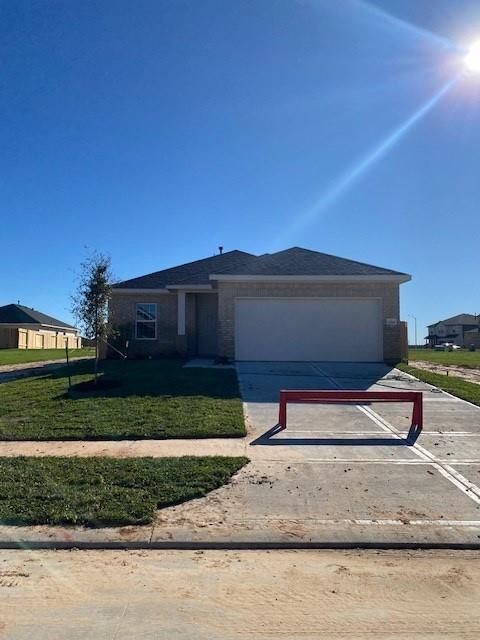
<box><xmin>434</xmin><ymin>343</ymin><xmax>461</xmax><ymax>351</ymax></box>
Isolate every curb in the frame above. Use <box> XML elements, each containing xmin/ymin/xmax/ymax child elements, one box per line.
<box><xmin>2</xmin><ymin>540</ymin><xmax>480</xmax><ymax>551</ymax></box>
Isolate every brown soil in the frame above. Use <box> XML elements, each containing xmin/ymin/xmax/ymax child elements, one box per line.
<box><xmin>1</xmin><ymin>549</ymin><xmax>479</xmax><ymax>639</ymax></box>
<box><xmin>413</xmin><ymin>360</ymin><xmax>480</xmax><ymax>385</ymax></box>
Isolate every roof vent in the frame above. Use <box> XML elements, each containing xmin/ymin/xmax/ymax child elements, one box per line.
<box><xmin>218</xmin><ymin>246</ymin><xmax>223</xmax><ymax>255</ymax></box>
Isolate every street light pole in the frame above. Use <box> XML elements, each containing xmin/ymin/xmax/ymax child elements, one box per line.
<box><xmin>409</xmin><ymin>314</ymin><xmax>418</xmax><ymax>348</ymax></box>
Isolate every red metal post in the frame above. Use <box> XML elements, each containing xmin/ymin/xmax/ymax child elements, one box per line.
<box><xmin>412</xmin><ymin>393</ymin><xmax>423</xmax><ymax>430</ymax></box>
<box><xmin>278</xmin><ymin>390</ymin><xmax>287</xmax><ymax>429</ymax></box>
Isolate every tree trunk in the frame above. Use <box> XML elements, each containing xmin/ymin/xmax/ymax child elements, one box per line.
<box><xmin>94</xmin><ymin>306</ymin><xmax>99</xmax><ymax>384</ymax></box>
<box><xmin>94</xmin><ymin>337</ymin><xmax>99</xmax><ymax>384</ymax></box>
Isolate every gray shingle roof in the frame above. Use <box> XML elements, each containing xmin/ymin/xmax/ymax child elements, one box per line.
<box><xmin>213</xmin><ymin>247</ymin><xmax>408</xmax><ymax>277</ymax></box>
<box><xmin>114</xmin><ymin>250</ymin><xmax>256</xmax><ymax>289</ymax></box>
<box><xmin>114</xmin><ymin>247</ymin><xmax>408</xmax><ymax>289</ymax></box>
<box><xmin>0</xmin><ymin>304</ymin><xmax>77</xmax><ymax>330</ymax></box>
<box><xmin>428</xmin><ymin>314</ymin><xmax>479</xmax><ymax>327</ymax></box>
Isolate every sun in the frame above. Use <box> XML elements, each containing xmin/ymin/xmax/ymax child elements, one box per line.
<box><xmin>464</xmin><ymin>41</ymin><xmax>480</xmax><ymax>72</ymax></box>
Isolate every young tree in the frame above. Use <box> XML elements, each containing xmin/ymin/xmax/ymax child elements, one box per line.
<box><xmin>72</xmin><ymin>252</ymin><xmax>114</xmax><ymax>383</ymax></box>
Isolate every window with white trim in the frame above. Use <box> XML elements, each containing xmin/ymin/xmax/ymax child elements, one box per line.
<box><xmin>135</xmin><ymin>303</ymin><xmax>157</xmax><ymax>339</ymax></box>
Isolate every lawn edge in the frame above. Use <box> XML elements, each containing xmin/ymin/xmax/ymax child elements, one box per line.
<box><xmin>397</xmin><ymin>362</ymin><xmax>480</xmax><ymax>408</ymax></box>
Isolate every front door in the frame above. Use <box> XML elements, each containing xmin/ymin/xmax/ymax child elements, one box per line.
<box><xmin>196</xmin><ymin>294</ymin><xmax>218</xmax><ymax>356</ymax></box>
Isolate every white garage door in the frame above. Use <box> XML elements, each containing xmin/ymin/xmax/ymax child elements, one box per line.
<box><xmin>235</xmin><ymin>298</ymin><xmax>382</xmax><ymax>362</ymax></box>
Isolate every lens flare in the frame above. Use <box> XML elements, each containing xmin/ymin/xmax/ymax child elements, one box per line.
<box><xmin>353</xmin><ymin>0</ymin><xmax>456</xmax><ymax>51</ymax></box>
<box><xmin>465</xmin><ymin>41</ymin><xmax>480</xmax><ymax>72</ymax></box>
<box><xmin>275</xmin><ymin>76</ymin><xmax>458</xmax><ymax>245</ymax></box>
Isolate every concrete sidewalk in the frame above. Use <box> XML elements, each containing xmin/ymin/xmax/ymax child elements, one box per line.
<box><xmin>0</xmin><ymin>357</ymin><xmax>92</xmax><ymax>382</ymax></box>
<box><xmin>0</xmin><ymin>438</ymin><xmax>247</xmax><ymax>459</ymax></box>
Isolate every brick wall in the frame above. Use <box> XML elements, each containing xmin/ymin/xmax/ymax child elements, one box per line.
<box><xmin>108</xmin><ymin>292</ymin><xmax>196</xmax><ymax>358</ymax></box>
<box><xmin>217</xmin><ymin>280</ymin><xmax>401</xmax><ymax>362</ymax></box>
<box><xmin>109</xmin><ymin>281</ymin><xmax>403</xmax><ymax>362</ymax></box>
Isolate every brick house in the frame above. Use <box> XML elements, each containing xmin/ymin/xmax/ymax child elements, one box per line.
<box><xmin>108</xmin><ymin>247</ymin><xmax>411</xmax><ymax>363</ymax></box>
<box><xmin>426</xmin><ymin>314</ymin><xmax>480</xmax><ymax>348</ymax></box>
<box><xmin>0</xmin><ymin>303</ymin><xmax>81</xmax><ymax>349</ymax></box>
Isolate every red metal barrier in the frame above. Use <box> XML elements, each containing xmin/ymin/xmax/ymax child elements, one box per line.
<box><xmin>278</xmin><ymin>390</ymin><xmax>423</xmax><ymax>434</ymax></box>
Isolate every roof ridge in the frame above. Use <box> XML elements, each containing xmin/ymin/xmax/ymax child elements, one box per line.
<box><xmin>115</xmin><ymin>250</ymin><xmax>256</xmax><ymax>287</ymax></box>
<box><xmin>168</xmin><ymin>251</ymin><xmax>259</xmax><ymax>283</ymax></box>
<box><xmin>211</xmin><ymin>252</ymin><xmax>269</xmax><ymax>275</ymax></box>
<box><xmin>211</xmin><ymin>246</ymin><xmax>407</xmax><ymax>277</ymax></box>
<box><xmin>281</xmin><ymin>246</ymin><xmax>408</xmax><ymax>275</ymax></box>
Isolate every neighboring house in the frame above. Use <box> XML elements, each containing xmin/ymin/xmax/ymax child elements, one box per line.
<box><xmin>426</xmin><ymin>314</ymin><xmax>479</xmax><ymax>348</ymax></box>
<box><xmin>0</xmin><ymin>304</ymin><xmax>81</xmax><ymax>349</ymax></box>
<box><xmin>109</xmin><ymin>247</ymin><xmax>410</xmax><ymax>363</ymax></box>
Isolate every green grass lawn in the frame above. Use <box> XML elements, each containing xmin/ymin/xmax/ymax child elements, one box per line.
<box><xmin>408</xmin><ymin>349</ymin><xmax>480</xmax><ymax>369</ymax></box>
<box><xmin>0</xmin><ymin>348</ymin><xmax>94</xmax><ymax>366</ymax></box>
<box><xmin>0</xmin><ymin>359</ymin><xmax>246</xmax><ymax>440</ymax></box>
<box><xmin>397</xmin><ymin>363</ymin><xmax>480</xmax><ymax>407</ymax></box>
<box><xmin>0</xmin><ymin>456</ymin><xmax>248</xmax><ymax>527</ymax></box>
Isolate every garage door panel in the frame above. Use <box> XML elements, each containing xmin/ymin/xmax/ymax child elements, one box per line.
<box><xmin>235</xmin><ymin>298</ymin><xmax>382</xmax><ymax>362</ymax></box>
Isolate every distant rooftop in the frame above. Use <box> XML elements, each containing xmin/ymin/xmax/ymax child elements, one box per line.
<box><xmin>428</xmin><ymin>314</ymin><xmax>479</xmax><ymax>328</ymax></box>
<box><xmin>0</xmin><ymin>304</ymin><xmax>77</xmax><ymax>331</ymax></box>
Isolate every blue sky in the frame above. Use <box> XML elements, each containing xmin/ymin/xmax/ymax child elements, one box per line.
<box><xmin>1</xmin><ymin>0</ymin><xmax>479</xmax><ymax>341</ymax></box>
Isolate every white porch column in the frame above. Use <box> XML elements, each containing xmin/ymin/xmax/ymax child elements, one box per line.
<box><xmin>177</xmin><ymin>291</ymin><xmax>186</xmax><ymax>336</ymax></box>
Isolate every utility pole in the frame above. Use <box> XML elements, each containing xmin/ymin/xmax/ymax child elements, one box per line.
<box><xmin>409</xmin><ymin>314</ymin><xmax>418</xmax><ymax>348</ymax></box>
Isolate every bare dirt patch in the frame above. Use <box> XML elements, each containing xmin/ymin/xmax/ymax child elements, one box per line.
<box><xmin>412</xmin><ymin>360</ymin><xmax>480</xmax><ymax>385</ymax></box>
<box><xmin>1</xmin><ymin>549</ymin><xmax>480</xmax><ymax>639</ymax></box>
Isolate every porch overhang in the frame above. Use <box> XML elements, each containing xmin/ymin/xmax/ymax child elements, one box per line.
<box><xmin>171</xmin><ymin>286</ymin><xmax>215</xmax><ymax>337</ymax></box>
<box><xmin>166</xmin><ymin>284</ymin><xmax>213</xmax><ymax>290</ymax></box>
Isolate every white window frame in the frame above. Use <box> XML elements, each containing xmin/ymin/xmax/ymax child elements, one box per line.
<box><xmin>135</xmin><ymin>303</ymin><xmax>157</xmax><ymax>340</ymax></box>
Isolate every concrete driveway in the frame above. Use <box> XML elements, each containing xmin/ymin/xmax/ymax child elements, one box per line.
<box><xmin>152</xmin><ymin>361</ymin><xmax>480</xmax><ymax>546</ymax></box>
